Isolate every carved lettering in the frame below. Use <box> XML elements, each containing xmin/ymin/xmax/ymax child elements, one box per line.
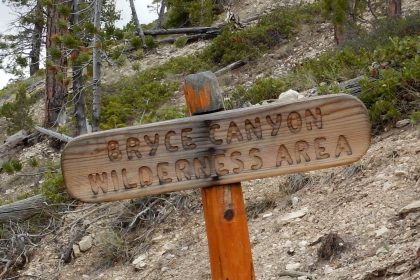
<box><xmin>276</xmin><ymin>145</ymin><xmax>293</xmax><ymax>167</ymax></box>
<box><xmin>144</xmin><ymin>134</ymin><xmax>159</xmax><ymax>156</ymax></box>
<box><xmin>89</xmin><ymin>172</ymin><xmax>109</xmax><ymax>195</ymax></box>
<box><xmin>230</xmin><ymin>151</ymin><xmax>244</xmax><ymax>174</ymax></box>
<box><xmin>287</xmin><ymin>111</ymin><xmax>302</xmax><ymax>134</ymax></box>
<box><xmin>266</xmin><ymin>114</ymin><xmax>282</xmax><ymax>136</ymax></box>
<box><xmin>226</xmin><ymin>121</ymin><xmax>243</xmax><ymax>144</ymax></box>
<box><xmin>249</xmin><ymin>148</ymin><xmax>263</xmax><ymax>170</ymax></box>
<box><xmin>138</xmin><ymin>166</ymin><xmax>153</xmax><ymax>187</ymax></box>
<box><xmin>314</xmin><ymin>137</ymin><xmax>330</xmax><ymax>160</ymax></box>
<box><xmin>295</xmin><ymin>140</ymin><xmax>310</xmax><ymax>164</ymax></box>
<box><xmin>111</xmin><ymin>170</ymin><xmax>119</xmax><ymax>191</ymax></box>
<box><xmin>107</xmin><ymin>140</ymin><xmax>122</xmax><ymax>161</ymax></box>
<box><xmin>126</xmin><ymin>137</ymin><xmax>142</xmax><ymax>160</ymax></box>
<box><xmin>122</xmin><ymin>168</ymin><xmax>137</xmax><ymax>189</ymax></box>
<box><xmin>175</xmin><ymin>159</ymin><xmax>192</xmax><ymax>181</ymax></box>
<box><xmin>244</xmin><ymin>118</ymin><xmax>262</xmax><ymax>140</ymax></box>
<box><xmin>209</xmin><ymin>124</ymin><xmax>223</xmax><ymax>145</ymax></box>
<box><xmin>193</xmin><ymin>157</ymin><xmax>211</xmax><ymax>179</ymax></box>
<box><xmin>165</xmin><ymin>131</ymin><xmax>178</xmax><ymax>152</ymax></box>
<box><xmin>157</xmin><ymin>162</ymin><xmax>172</xmax><ymax>184</ymax></box>
<box><xmin>181</xmin><ymin>128</ymin><xmax>197</xmax><ymax>150</ymax></box>
<box><xmin>305</xmin><ymin>107</ymin><xmax>322</xmax><ymax>130</ymax></box>
<box><xmin>214</xmin><ymin>153</ymin><xmax>229</xmax><ymax>176</ymax></box>
<box><xmin>335</xmin><ymin>135</ymin><xmax>352</xmax><ymax>158</ymax></box>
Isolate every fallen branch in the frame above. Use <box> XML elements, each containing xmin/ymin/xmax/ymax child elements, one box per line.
<box><xmin>35</xmin><ymin>126</ymin><xmax>73</xmax><ymax>143</ymax></box>
<box><xmin>0</xmin><ymin>195</ymin><xmax>47</xmax><ymax>223</ymax></box>
<box><xmin>0</xmin><ymin>130</ymin><xmax>29</xmax><ymax>167</ymax></box>
<box><xmin>144</xmin><ymin>26</ymin><xmax>220</xmax><ymax>36</ymax></box>
<box><xmin>157</xmin><ymin>33</ymin><xmax>218</xmax><ymax>44</ymax></box>
<box><xmin>278</xmin><ymin>270</ymin><xmax>315</xmax><ymax>279</ymax></box>
<box><xmin>215</xmin><ymin>60</ymin><xmax>246</xmax><ymax>76</ymax></box>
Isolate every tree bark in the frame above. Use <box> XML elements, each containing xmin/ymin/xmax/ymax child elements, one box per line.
<box><xmin>29</xmin><ymin>0</ymin><xmax>43</xmax><ymax>76</ymax></box>
<box><xmin>155</xmin><ymin>0</ymin><xmax>167</xmax><ymax>29</ymax></box>
<box><xmin>0</xmin><ymin>195</ymin><xmax>47</xmax><ymax>223</ymax></box>
<box><xmin>129</xmin><ymin>0</ymin><xmax>146</xmax><ymax>47</ymax></box>
<box><xmin>387</xmin><ymin>0</ymin><xmax>402</xmax><ymax>18</ymax></box>
<box><xmin>45</xmin><ymin>0</ymin><xmax>69</xmax><ymax>128</ymax></box>
<box><xmin>71</xmin><ymin>0</ymin><xmax>88</xmax><ymax>135</ymax></box>
<box><xmin>92</xmin><ymin>0</ymin><xmax>102</xmax><ymax>132</ymax></box>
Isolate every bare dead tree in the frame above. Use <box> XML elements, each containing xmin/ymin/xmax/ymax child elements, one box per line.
<box><xmin>92</xmin><ymin>0</ymin><xmax>102</xmax><ymax>132</ymax></box>
<box><xmin>129</xmin><ymin>0</ymin><xmax>146</xmax><ymax>47</ymax></box>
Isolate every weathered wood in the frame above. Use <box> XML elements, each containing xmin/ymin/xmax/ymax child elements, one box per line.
<box><xmin>157</xmin><ymin>33</ymin><xmax>218</xmax><ymax>44</ymax></box>
<box><xmin>0</xmin><ymin>194</ymin><xmax>46</xmax><ymax>223</ymax></box>
<box><xmin>35</xmin><ymin>126</ymin><xmax>73</xmax><ymax>143</ymax></box>
<box><xmin>185</xmin><ymin>71</ymin><xmax>254</xmax><ymax>280</ymax></box>
<box><xmin>144</xmin><ymin>27</ymin><xmax>220</xmax><ymax>36</ymax></box>
<box><xmin>215</xmin><ymin>60</ymin><xmax>246</xmax><ymax>76</ymax></box>
<box><xmin>0</xmin><ymin>130</ymin><xmax>28</xmax><ymax>166</ymax></box>
<box><xmin>62</xmin><ymin>93</ymin><xmax>370</xmax><ymax>202</ymax></box>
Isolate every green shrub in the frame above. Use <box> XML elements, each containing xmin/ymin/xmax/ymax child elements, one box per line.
<box><xmin>0</xmin><ymin>83</ymin><xmax>36</xmax><ymax>134</ymax></box>
<box><xmin>130</xmin><ymin>37</ymin><xmax>143</xmax><ymax>50</ymax></box>
<box><xmin>115</xmin><ymin>54</ymin><xmax>127</xmax><ymax>67</ymax></box>
<box><xmin>2</xmin><ymin>159</ymin><xmax>22</xmax><ymax>174</ymax></box>
<box><xmin>29</xmin><ymin>157</ymin><xmax>39</xmax><ymax>167</ymax></box>
<box><xmin>134</xmin><ymin>49</ymin><xmax>144</xmax><ymax>60</ymax></box>
<box><xmin>411</xmin><ymin>111</ymin><xmax>420</xmax><ymax>125</ymax></box>
<box><xmin>143</xmin><ymin>106</ymin><xmax>186</xmax><ymax>123</ymax></box>
<box><xmin>201</xmin><ymin>3</ymin><xmax>322</xmax><ymax>65</ymax></box>
<box><xmin>174</xmin><ymin>36</ymin><xmax>188</xmax><ymax>48</ymax></box>
<box><xmin>38</xmin><ymin>171</ymin><xmax>69</xmax><ymax>203</ymax></box>
<box><xmin>145</xmin><ymin>36</ymin><xmax>157</xmax><ymax>49</ymax></box>
<box><xmin>132</xmin><ymin>62</ymin><xmax>141</xmax><ymax>71</ymax></box>
<box><xmin>165</xmin><ymin>0</ymin><xmax>217</xmax><ymax>28</ymax></box>
<box><xmin>2</xmin><ymin>161</ymin><xmax>14</xmax><ymax>174</ymax></box>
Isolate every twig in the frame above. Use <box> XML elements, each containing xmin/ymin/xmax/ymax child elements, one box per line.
<box><xmin>278</xmin><ymin>270</ymin><xmax>315</xmax><ymax>279</ymax></box>
<box><xmin>126</xmin><ymin>199</ymin><xmax>161</xmax><ymax>232</ymax></box>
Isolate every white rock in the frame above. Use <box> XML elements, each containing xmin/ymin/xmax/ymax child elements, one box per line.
<box><xmin>132</xmin><ymin>254</ymin><xmax>147</xmax><ymax>270</ymax></box>
<box><xmin>324</xmin><ymin>265</ymin><xmax>334</xmax><ymax>274</ymax></box>
<box><xmin>285</xmin><ymin>262</ymin><xmax>301</xmax><ymax>270</ymax></box>
<box><xmin>376</xmin><ymin>247</ymin><xmax>388</xmax><ymax>256</ymax></box>
<box><xmin>394</xmin><ymin>169</ymin><xmax>408</xmax><ymax>177</ymax></box>
<box><xmin>399</xmin><ymin>200</ymin><xmax>420</xmax><ymax>215</ymax></box>
<box><xmin>278</xmin><ymin>89</ymin><xmax>299</xmax><ymax>103</ymax></box>
<box><xmin>395</xmin><ymin>119</ymin><xmax>410</xmax><ymax>128</ymax></box>
<box><xmin>78</xmin><ymin>235</ymin><xmax>93</xmax><ymax>252</ymax></box>
<box><xmin>291</xmin><ymin>197</ymin><xmax>299</xmax><ymax>208</ymax></box>
<box><xmin>375</xmin><ymin>226</ymin><xmax>389</xmax><ymax>237</ymax></box>
<box><xmin>297</xmin><ymin>276</ymin><xmax>309</xmax><ymax>280</ymax></box>
<box><xmin>72</xmin><ymin>244</ymin><xmax>81</xmax><ymax>258</ymax></box>
<box><xmin>262</xmin><ymin>212</ymin><xmax>273</xmax><ymax>219</ymax></box>
<box><xmin>278</xmin><ymin>208</ymin><xmax>308</xmax><ymax>224</ymax></box>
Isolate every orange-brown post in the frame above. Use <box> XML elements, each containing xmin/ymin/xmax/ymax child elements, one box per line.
<box><xmin>184</xmin><ymin>71</ymin><xmax>255</xmax><ymax>280</ymax></box>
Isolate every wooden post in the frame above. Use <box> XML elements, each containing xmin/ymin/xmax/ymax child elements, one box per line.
<box><xmin>184</xmin><ymin>71</ymin><xmax>255</xmax><ymax>280</ymax></box>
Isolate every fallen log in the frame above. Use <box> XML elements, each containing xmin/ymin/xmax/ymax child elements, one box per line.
<box><xmin>215</xmin><ymin>60</ymin><xmax>246</xmax><ymax>76</ymax></box>
<box><xmin>0</xmin><ymin>194</ymin><xmax>47</xmax><ymax>223</ymax></box>
<box><xmin>0</xmin><ymin>130</ymin><xmax>29</xmax><ymax>167</ymax></box>
<box><xmin>144</xmin><ymin>27</ymin><xmax>220</xmax><ymax>36</ymax></box>
<box><xmin>35</xmin><ymin>126</ymin><xmax>73</xmax><ymax>143</ymax></box>
<box><xmin>157</xmin><ymin>33</ymin><xmax>218</xmax><ymax>44</ymax></box>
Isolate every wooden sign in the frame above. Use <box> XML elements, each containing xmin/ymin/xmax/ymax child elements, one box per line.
<box><xmin>61</xmin><ymin>94</ymin><xmax>370</xmax><ymax>202</ymax></box>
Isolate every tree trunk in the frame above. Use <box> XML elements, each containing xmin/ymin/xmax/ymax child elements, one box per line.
<box><xmin>45</xmin><ymin>0</ymin><xmax>69</xmax><ymax>128</ymax></box>
<box><xmin>92</xmin><ymin>0</ymin><xmax>102</xmax><ymax>132</ymax></box>
<box><xmin>29</xmin><ymin>1</ymin><xmax>43</xmax><ymax>76</ymax></box>
<box><xmin>144</xmin><ymin>26</ymin><xmax>220</xmax><ymax>35</ymax></box>
<box><xmin>129</xmin><ymin>0</ymin><xmax>146</xmax><ymax>47</ymax></box>
<box><xmin>71</xmin><ymin>0</ymin><xmax>88</xmax><ymax>135</ymax></box>
<box><xmin>155</xmin><ymin>0</ymin><xmax>166</xmax><ymax>29</ymax></box>
<box><xmin>387</xmin><ymin>0</ymin><xmax>402</xmax><ymax>18</ymax></box>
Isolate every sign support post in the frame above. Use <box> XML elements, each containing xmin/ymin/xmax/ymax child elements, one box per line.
<box><xmin>184</xmin><ymin>72</ymin><xmax>255</xmax><ymax>279</ymax></box>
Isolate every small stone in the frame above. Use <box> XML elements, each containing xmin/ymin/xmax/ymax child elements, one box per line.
<box><xmin>375</xmin><ymin>226</ymin><xmax>389</xmax><ymax>237</ymax></box>
<box><xmin>161</xmin><ymin>266</ymin><xmax>169</xmax><ymax>272</ymax></box>
<box><xmin>278</xmin><ymin>89</ymin><xmax>299</xmax><ymax>103</ymax></box>
<box><xmin>394</xmin><ymin>169</ymin><xmax>408</xmax><ymax>177</ymax></box>
<box><xmin>262</xmin><ymin>212</ymin><xmax>273</xmax><ymax>219</ymax></box>
<box><xmin>395</xmin><ymin>119</ymin><xmax>410</xmax><ymax>128</ymax></box>
<box><xmin>72</xmin><ymin>244</ymin><xmax>81</xmax><ymax>258</ymax></box>
<box><xmin>78</xmin><ymin>235</ymin><xmax>93</xmax><ymax>252</ymax></box>
<box><xmin>376</xmin><ymin>246</ymin><xmax>388</xmax><ymax>256</ymax></box>
<box><xmin>285</xmin><ymin>262</ymin><xmax>301</xmax><ymax>270</ymax></box>
<box><xmin>278</xmin><ymin>208</ymin><xmax>308</xmax><ymax>224</ymax></box>
<box><xmin>324</xmin><ymin>265</ymin><xmax>334</xmax><ymax>274</ymax></box>
<box><xmin>297</xmin><ymin>277</ymin><xmax>309</xmax><ymax>280</ymax></box>
<box><xmin>132</xmin><ymin>254</ymin><xmax>147</xmax><ymax>270</ymax></box>
<box><xmin>291</xmin><ymin>197</ymin><xmax>299</xmax><ymax>208</ymax></box>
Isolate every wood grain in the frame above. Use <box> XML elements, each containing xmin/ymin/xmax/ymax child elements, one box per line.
<box><xmin>61</xmin><ymin>94</ymin><xmax>371</xmax><ymax>202</ymax></box>
<box><xmin>184</xmin><ymin>71</ymin><xmax>254</xmax><ymax>280</ymax></box>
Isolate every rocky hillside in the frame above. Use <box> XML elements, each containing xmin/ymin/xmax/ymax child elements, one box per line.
<box><xmin>0</xmin><ymin>0</ymin><xmax>419</xmax><ymax>279</ymax></box>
